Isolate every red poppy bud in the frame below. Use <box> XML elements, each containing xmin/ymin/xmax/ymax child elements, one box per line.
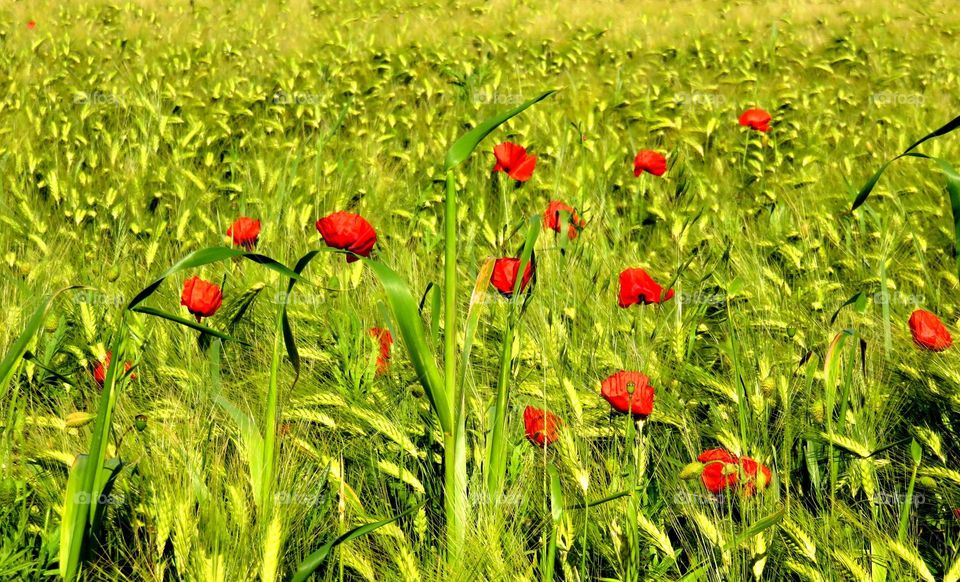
<box><xmin>227</xmin><ymin>216</ymin><xmax>261</xmax><ymax>249</ymax></box>
<box><xmin>618</xmin><ymin>268</ymin><xmax>674</xmax><ymax>307</ymax></box>
<box><xmin>679</xmin><ymin>461</ymin><xmax>704</xmax><ymax>480</ymax></box>
<box><xmin>490</xmin><ymin>257</ymin><xmax>534</xmax><ymax>298</ymax></box>
<box><xmin>523</xmin><ymin>405</ymin><xmax>560</xmax><ymax>447</ymax></box>
<box><xmin>909</xmin><ymin>309</ymin><xmax>952</xmax><ymax>351</ymax></box>
<box><xmin>315</xmin><ymin>211</ymin><xmax>377</xmax><ymax>263</ymax></box>
<box><xmin>27</xmin><ymin>20</ymin><xmax>36</xmax><ymax>30</ymax></box>
<box><xmin>544</xmin><ymin>200</ymin><xmax>585</xmax><ymax>240</ymax></box>
<box><xmin>180</xmin><ymin>276</ymin><xmax>223</xmax><ymax>322</ymax></box>
<box><xmin>93</xmin><ymin>351</ymin><xmax>135</xmax><ymax>386</ymax></box>
<box><xmin>369</xmin><ymin>327</ymin><xmax>393</xmax><ymax>374</ymax></box>
<box><xmin>633</xmin><ymin>150</ymin><xmax>667</xmax><ymax>177</ymax></box>
<box><xmin>600</xmin><ymin>370</ymin><xmax>654</xmax><ymax>417</ymax></box>
<box><xmin>492</xmin><ymin>142</ymin><xmax>537</xmax><ymax>182</ymax></box>
<box><xmin>739</xmin><ymin>108</ymin><xmax>772</xmax><ymax>132</ymax></box>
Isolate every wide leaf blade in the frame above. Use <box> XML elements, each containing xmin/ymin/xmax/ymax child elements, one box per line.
<box><xmin>365</xmin><ymin>259</ymin><xmax>451</xmax><ymax>433</ymax></box>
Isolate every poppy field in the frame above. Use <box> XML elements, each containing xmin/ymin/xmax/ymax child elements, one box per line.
<box><xmin>4</xmin><ymin>1</ymin><xmax>960</xmax><ymax>580</ymax></box>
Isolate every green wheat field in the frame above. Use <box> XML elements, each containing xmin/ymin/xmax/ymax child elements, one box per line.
<box><xmin>3</xmin><ymin>0</ymin><xmax>960</xmax><ymax>580</ymax></box>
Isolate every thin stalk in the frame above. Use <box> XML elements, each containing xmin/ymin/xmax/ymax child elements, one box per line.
<box><xmin>625</xmin><ymin>415</ymin><xmax>639</xmax><ymax>582</ymax></box>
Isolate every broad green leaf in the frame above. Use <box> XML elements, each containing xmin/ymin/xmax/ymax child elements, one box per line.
<box><xmin>364</xmin><ymin>259</ymin><xmax>451</xmax><ymax>433</ymax></box>
<box><xmin>444</xmin><ymin>90</ymin><xmax>557</xmax><ymax>170</ymax></box>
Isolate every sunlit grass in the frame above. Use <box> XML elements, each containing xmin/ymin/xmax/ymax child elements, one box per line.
<box><xmin>2</xmin><ymin>0</ymin><xmax>960</xmax><ymax>580</ymax></box>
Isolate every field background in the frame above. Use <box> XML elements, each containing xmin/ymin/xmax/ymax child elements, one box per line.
<box><xmin>2</xmin><ymin>0</ymin><xmax>960</xmax><ymax>580</ymax></box>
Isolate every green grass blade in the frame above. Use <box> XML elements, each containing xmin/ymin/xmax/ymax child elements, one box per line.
<box><xmin>829</xmin><ymin>291</ymin><xmax>866</xmax><ymax>325</ymax></box>
<box><xmin>850</xmin><ymin>113</ymin><xmax>960</xmax><ymax>210</ymax></box>
<box><xmin>725</xmin><ymin>508</ymin><xmax>785</xmax><ymax>550</ymax></box>
<box><xmin>213</xmin><ymin>394</ymin><xmax>265</xmax><ymax>510</ymax></box>
<box><xmin>459</xmin><ymin>259</ymin><xmax>495</xmax><ymax>388</ymax></box>
<box><xmin>543</xmin><ymin>463</ymin><xmax>563</xmax><ymax>582</ymax></box>
<box><xmin>364</xmin><ymin>259</ymin><xmax>451</xmax><ymax>434</ymax></box>
<box><xmin>898</xmin><ymin>440</ymin><xmax>922</xmax><ymax>542</ymax></box>
<box><xmin>0</xmin><ymin>286</ymin><xmax>84</xmax><ymax>399</ymax></box>
<box><xmin>59</xmin><ymin>454</ymin><xmax>89</xmax><ymax>581</ymax></box>
<box><xmin>488</xmin><ymin>216</ymin><xmax>542</xmax><ymax>495</ymax></box>
<box><xmin>444</xmin><ymin>90</ymin><xmax>557</xmax><ymax>170</ymax></box>
<box><xmin>932</xmin><ymin>157</ymin><xmax>960</xmax><ymax>278</ymax></box>
<box><xmin>131</xmin><ymin>306</ymin><xmax>247</xmax><ymax>344</ymax></box>
<box><xmin>280</xmin><ymin>249</ymin><xmax>326</xmax><ymax>382</ymax></box>
<box><xmin>127</xmin><ymin>247</ymin><xmax>299</xmax><ymax>310</ymax></box>
<box><xmin>290</xmin><ymin>504</ymin><xmax>421</xmax><ymax>582</ymax></box>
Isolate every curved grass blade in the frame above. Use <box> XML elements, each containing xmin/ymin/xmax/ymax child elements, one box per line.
<box><xmin>459</xmin><ymin>258</ymin><xmax>495</xmax><ymax>388</ymax></box>
<box><xmin>566</xmin><ymin>488</ymin><xmax>635</xmax><ymax>510</ymax></box>
<box><xmin>488</xmin><ymin>216</ymin><xmax>542</xmax><ymax>495</ymax></box>
<box><xmin>829</xmin><ymin>291</ymin><xmax>866</xmax><ymax>325</ymax></box>
<box><xmin>59</xmin><ymin>454</ymin><xmax>89</xmax><ymax>581</ymax></box>
<box><xmin>544</xmin><ymin>464</ymin><xmax>564</xmax><ymax>582</ymax></box>
<box><xmin>444</xmin><ymin>90</ymin><xmax>557</xmax><ymax>170</ymax></box>
<box><xmin>365</xmin><ymin>259</ymin><xmax>451</xmax><ymax>434</ymax></box>
<box><xmin>290</xmin><ymin>503</ymin><xmax>421</xmax><ymax>582</ymax></box>
<box><xmin>724</xmin><ymin>508</ymin><xmax>785</xmax><ymax>551</ymax></box>
<box><xmin>131</xmin><ymin>306</ymin><xmax>247</xmax><ymax>344</ymax></box>
<box><xmin>933</xmin><ymin>157</ymin><xmax>960</xmax><ymax>277</ymax></box>
<box><xmin>0</xmin><ymin>286</ymin><xmax>84</xmax><ymax>398</ymax></box>
<box><xmin>127</xmin><ymin>247</ymin><xmax>300</xmax><ymax>310</ymax></box>
<box><xmin>281</xmin><ymin>250</ymin><xmax>324</xmax><ymax>382</ymax></box>
<box><xmin>23</xmin><ymin>351</ymin><xmax>76</xmax><ymax>387</ymax></box>
<box><xmin>851</xmin><ymin>113</ymin><xmax>960</xmax><ymax>210</ymax></box>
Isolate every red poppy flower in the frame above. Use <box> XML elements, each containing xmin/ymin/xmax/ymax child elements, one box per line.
<box><xmin>523</xmin><ymin>405</ymin><xmax>560</xmax><ymax>447</ymax></box>
<box><xmin>490</xmin><ymin>257</ymin><xmax>534</xmax><ymax>298</ymax></box>
<box><xmin>909</xmin><ymin>309</ymin><xmax>952</xmax><ymax>351</ymax></box>
<box><xmin>544</xmin><ymin>201</ymin><xmax>585</xmax><ymax>240</ymax></box>
<box><xmin>227</xmin><ymin>216</ymin><xmax>261</xmax><ymax>249</ymax></box>
<box><xmin>27</xmin><ymin>21</ymin><xmax>36</xmax><ymax>30</ymax></box>
<box><xmin>492</xmin><ymin>142</ymin><xmax>537</xmax><ymax>182</ymax></box>
<box><xmin>369</xmin><ymin>327</ymin><xmax>393</xmax><ymax>374</ymax></box>
<box><xmin>633</xmin><ymin>150</ymin><xmax>667</xmax><ymax>177</ymax></box>
<box><xmin>93</xmin><ymin>351</ymin><xmax>135</xmax><ymax>386</ymax></box>
<box><xmin>700</xmin><ymin>461</ymin><xmax>739</xmax><ymax>494</ymax></box>
<box><xmin>180</xmin><ymin>276</ymin><xmax>223</xmax><ymax>322</ymax></box>
<box><xmin>739</xmin><ymin>108</ymin><xmax>772</xmax><ymax>132</ymax></box>
<box><xmin>739</xmin><ymin>456</ymin><xmax>772</xmax><ymax>496</ymax></box>
<box><xmin>618</xmin><ymin>268</ymin><xmax>674</xmax><ymax>307</ymax></box>
<box><xmin>315</xmin><ymin>211</ymin><xmax>377</xmax><ymax>263</ymax></box>
<box><xmin>600</xmin><ymin>370</ymin><xmax>654</xmax><ymax>417</ymax></box>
